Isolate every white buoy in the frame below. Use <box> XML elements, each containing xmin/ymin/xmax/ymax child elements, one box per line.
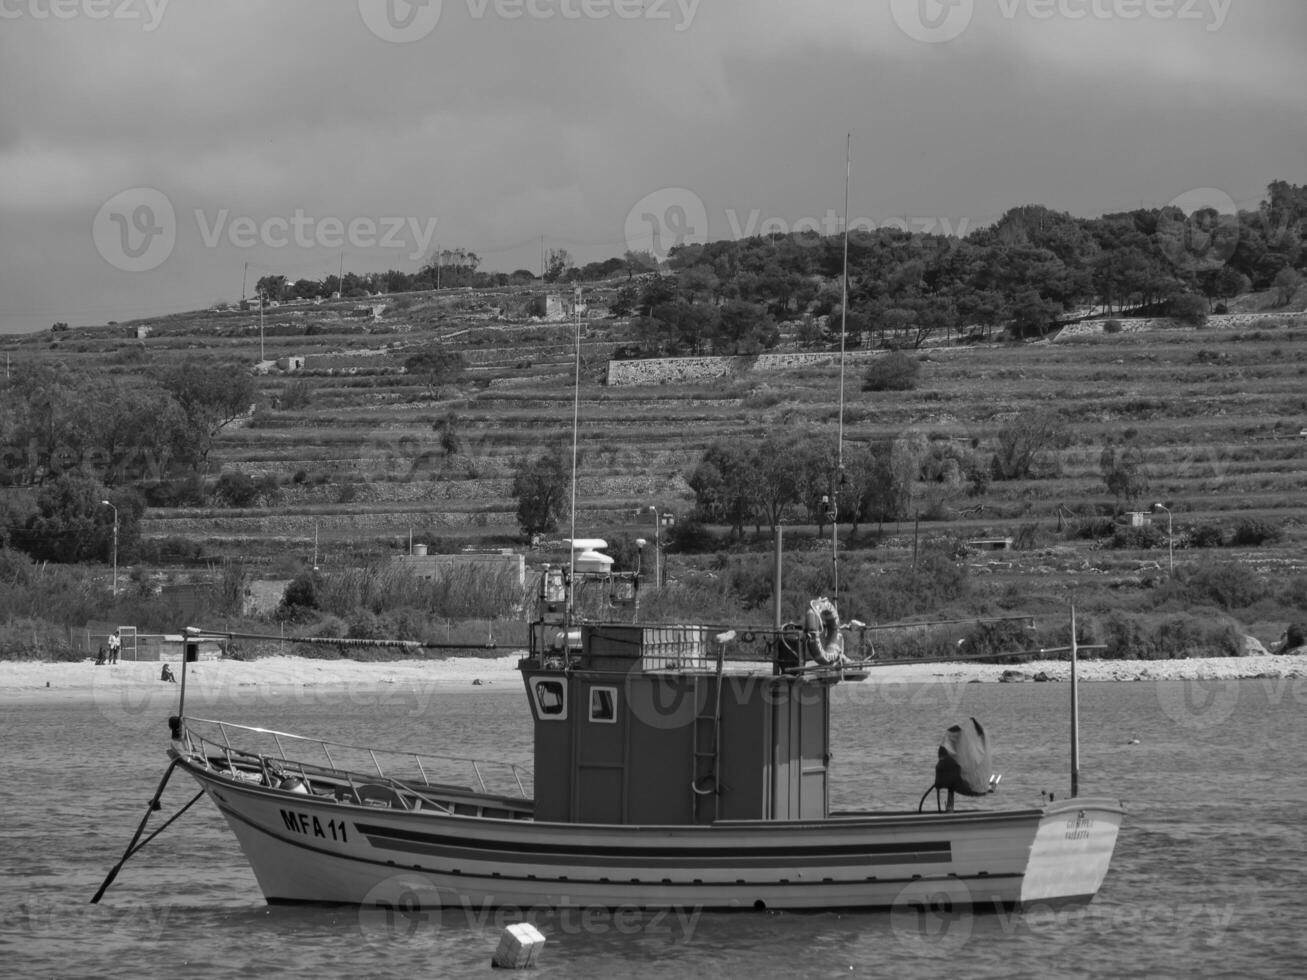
<box><xmin>492</xmin><ymin>922</ymin><xmax>545</xmax><ymax>969</ymax></box>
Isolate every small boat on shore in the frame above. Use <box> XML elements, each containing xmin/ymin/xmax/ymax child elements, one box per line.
<box><xmin>117</xmin><ymin>557</ymin><xmax>1124</xmax><ymax>914</ymax></box>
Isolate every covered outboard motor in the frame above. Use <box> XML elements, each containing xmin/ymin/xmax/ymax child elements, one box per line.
<box><xmin>919</xmin><ymin>717</ymin><xmax>1000</xmax><ymax>812</ymax></box>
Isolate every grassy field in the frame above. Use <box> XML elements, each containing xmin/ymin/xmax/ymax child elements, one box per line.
<box><xmin>7</xmin><ymin>287</ymin><xmax>1307</xmax><ymax>650</ymax></box>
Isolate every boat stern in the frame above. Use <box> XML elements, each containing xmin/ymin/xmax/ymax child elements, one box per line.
<box><xmin>1020</xmin><ymin>797</ymin><xmax>1125</xmax><ymax>907</ymax></box>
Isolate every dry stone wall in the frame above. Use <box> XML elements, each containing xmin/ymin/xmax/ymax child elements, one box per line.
<box><xmin>607</xmin><ymin>349</ymin><xmax>887</xmax><ymax>386</ymax></box>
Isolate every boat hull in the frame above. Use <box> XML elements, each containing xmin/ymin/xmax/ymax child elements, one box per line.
<box><xmin>178</xmin><ymin>756</ymin><xmax>1123</xmax><ymax>912</ymax></box>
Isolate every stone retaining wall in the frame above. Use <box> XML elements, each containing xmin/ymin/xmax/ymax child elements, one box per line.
<box><xmin>1054</xmin><ymin>311</ymin><xmax>1307</xmax><ymax>341</ymax></box>
<box><xmin>606</xmin><ymin>349</ymin><xmax>888</xmax><ymax>386</ymax></box>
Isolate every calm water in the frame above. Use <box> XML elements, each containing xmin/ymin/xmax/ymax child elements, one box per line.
<box><xmin>3</xmin><ymin>673</ymin><xmax>1305</xmax><ymax>979</ymax></box>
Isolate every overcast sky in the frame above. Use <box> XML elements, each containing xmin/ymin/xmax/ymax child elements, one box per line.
<box><xmin>1</xmin><ymin>0</ymin><xmax>1303</xmax><ymax>333</ymax></box>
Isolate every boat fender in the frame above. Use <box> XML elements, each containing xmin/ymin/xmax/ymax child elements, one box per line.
<box><xmin>803</xmin><ymin>598</ymin><xmax>845</xmax><ymax>665</ymax></box>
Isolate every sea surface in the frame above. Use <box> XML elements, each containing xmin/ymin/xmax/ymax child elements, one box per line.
<box><xmin>3</xmin><ymin>672</ymin><xmax>1305</xmax><ymax>979</ymax></box>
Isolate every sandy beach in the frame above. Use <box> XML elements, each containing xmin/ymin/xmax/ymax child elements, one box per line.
<box><xmin>3</xmin><ymin>651</ymin><xmax>1304</xmax><ymax>707</ymax></box>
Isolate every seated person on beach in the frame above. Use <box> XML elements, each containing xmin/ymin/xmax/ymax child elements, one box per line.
<box><xmin>161</xmin><ymin>664</ymin><xmax>177</xmax><ymax>683</ymax></box>
<box><xmin>804</xmin><ymin>598</ymin><xmax>850</xmax><ymax>667</ymax></box>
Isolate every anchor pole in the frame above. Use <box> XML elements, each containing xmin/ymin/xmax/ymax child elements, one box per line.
<box><xmin>91</xmin><ymin>759</ymin><xmax>180</xmax><ymax>903</ymax></box>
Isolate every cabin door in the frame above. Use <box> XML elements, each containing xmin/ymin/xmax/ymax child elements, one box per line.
<box><xmin>797</xmin><ymin>681</ymin><xmax>829</xmax><ymax>819</ymax></box>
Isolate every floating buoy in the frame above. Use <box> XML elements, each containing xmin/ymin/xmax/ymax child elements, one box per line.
<box><xmin>492</xmin><ymin>922</ymin><xmax>545</xmax><ymax>969</ymax></box>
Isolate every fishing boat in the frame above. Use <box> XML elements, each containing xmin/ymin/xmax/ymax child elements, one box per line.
<box><xmin>94</xmin><ymin>550</ymin><xmax>1124</xmax><ymax>914</ymax></box>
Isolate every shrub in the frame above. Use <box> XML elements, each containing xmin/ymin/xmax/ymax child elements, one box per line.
<box><xmin>140</xmin><ymin>475</ymin><xmax>207</xmax><ymax>508</ymax></box>
<box><xmin>1163</xmin><ymin>560</ymin><xmax>1266</xmax><ymax>612</ymax></box>
<box><xmin>1103</xmin><ymin>319</ymin><xmax>1123</xmax><ymax>334</ymax></box>
<box><xmin>1110</xmin><ymin>523</ymin><xmax>1167</xmax><ymax>550</ymax></box>
<box><xmin>1167</xmin><ymin>293</ymin><xmax>1209</xmax><ymax>327</ymax></box>
<box><xmin>1101</xmin><ymin>611</ymin><xmax>1244</xmax><ymax>660</ymax></box>
<box><xmin>665</xmin><ymin>517</ymin><xmax>714</xmax><ymax>554</ymax></box>
<box><xmin>214</xmin><ymin>471</ymin><xmax>259</xmax><ymax>508</ymax></box>
<box><xmin>862</xmin><ymin>351</ymin><xmax>921</xmax><ymax>392</ymax></box>
<box><xmin>279</xmin><ymin>379</ymin><xmax>313</xmax><ymax>410</ymax></box>
<box><xmin>1185</xmin><ymin>523</ymin><xmax>1226</xmax><ymax>549</ymax></box>
<box><xmin>1068</xmin><ymin>516</ymin><xmax>1117</xmax><ymax>541</ymax></box>
<box><xmin>1231</xmin><ymin>518</ymin><xmax>1282</xmax><ymax>547</ymax></box>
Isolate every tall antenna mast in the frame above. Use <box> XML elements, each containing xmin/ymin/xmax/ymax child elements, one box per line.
<box><xmin>834</xmin><ymin>133</ymin><xmax>851</xmax><ymax>598</ymax></box>
<box><xmin>567</xmin><ymin>285</ymin><xmax>583</xmax><ymax>624</ymax></box>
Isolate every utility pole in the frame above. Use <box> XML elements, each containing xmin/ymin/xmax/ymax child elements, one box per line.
<box><xmin>100</xmin><ymin>500</ymin><xmax>118</xmax><ymax>597</ymax></box>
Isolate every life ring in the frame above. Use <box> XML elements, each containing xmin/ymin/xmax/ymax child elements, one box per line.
<box><xmin>803</xmin><ymin>597</ymin><xmax>845</xmax><ymax>665</ymax></box>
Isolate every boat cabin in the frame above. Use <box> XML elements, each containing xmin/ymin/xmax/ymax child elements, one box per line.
<box><xmin>520</xmin><ymin>621</ymin><xmax>841</xmax><ymax>826</ymax></box>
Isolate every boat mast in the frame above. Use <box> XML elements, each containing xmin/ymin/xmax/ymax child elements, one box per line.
<box><xmin>567</xmin><ymin>285</ymin><xmax>582</xmax><ymax>624</ymax></box>
<box><xmin>1070</xmin><ymin>604</ymin><xmax>1080</xmax><ymax>797</ymax></box>
<box><xmin>834</xmin><ymin>133</ymin><xmax>851</xmax><ymax>599</ymax></box>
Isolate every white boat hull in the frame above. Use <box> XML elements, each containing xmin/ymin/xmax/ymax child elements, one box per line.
<box><xmin>180</xmin><ymin>756</ymin><xmax>1122</xmax><ymax>912</ymax></box>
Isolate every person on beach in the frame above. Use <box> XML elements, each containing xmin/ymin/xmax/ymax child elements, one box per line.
<box><xmin>161</xmin><ymin>664</ymin><xmax>176</xmax><ymax>683</ymax></box>
<box><xmin>107</xmin><ymin>630</ymin><xmax>120</xmax><ymax>665</ymax></box>
<box><xmin>95</xmin><ymin>645</ymin><xmax>106</xmax><ymax>666</ymax></box>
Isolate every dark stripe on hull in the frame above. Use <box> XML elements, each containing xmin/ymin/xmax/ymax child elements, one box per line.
<box><xmin>353</xmin><ymin>821</ymin><xmax>952</xmax><ymax>864</ymax></box>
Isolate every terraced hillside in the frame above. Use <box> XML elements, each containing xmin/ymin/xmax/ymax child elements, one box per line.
<box><xmin>8</xmin><ymin>291</ymin><xmax>1307</xmax><ymax>638</ymax></box>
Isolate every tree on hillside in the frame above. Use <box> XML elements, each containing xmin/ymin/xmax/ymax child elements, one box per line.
<box><xmin>624</xmin><ymin>250</ymin><xmax>660</xmax><ymax>278</ymax></box>
<box><xmin>991</xmin><ymin>410</ymin><xmax>1070</xmax><ymax>481</ymax></box>
<box><xmin>0</xmin><ymin>362</ymin><xmax>83</xmax><ymax>486</ymax></box>
<box><xmin>256</xmin><ymin>275</ymin><xmax>288</xmax><ymax>303</ymax></box>
<box><xmin>404</xmin><ymin>349</ymin><xmax>467</xmax><ymax>394</ymax></box>
<box><xmin>543</xmin><ymin>248</ymin><xmax>574</xmax><ymax>283</ymax></box>
<box><xmin>1274</xmin><ymin>267</ymin><xmax>1303</xmax><ymax>307</ymax></box>
<box><xmin>8</xmin><ymin>474</ymin><xmax>142</xmax><ymax>564</ymax></box>
<box><xmin>687</xmin><ymin>442</ymin><xmax>755</xmax><ymax>539</ymax></box>
<box><xmin>750</xmin><ymin>431</ymin><xmax>808</xmax><ymax>532</ymax></box>
<box><xmin>1100</xmin><ymin>441</ymin><xmax>1149</xmax><ymax>513</ymax></box>
<box><xmin>511</xmin><ymin>446</ymin><xmax>573</xmax><ymax>538</ymax></box>
<box><xmin>155</xmin><ymin>360</ymin><xmax>257</xmax><ymax>473</ymax></box>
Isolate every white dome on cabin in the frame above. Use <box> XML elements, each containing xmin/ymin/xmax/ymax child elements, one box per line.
<box><xmin>573</xmin><ymin>549</ymin><xmax>614</xmax><ymax>574</ymax></box>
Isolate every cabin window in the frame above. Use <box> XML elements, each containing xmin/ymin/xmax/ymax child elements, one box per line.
<box><xmin>533</xmin><ymin>679</ymin><xmax>567</xmax><ymax>720</ymax></box>
<box><xmin>589</xmin><ymin>686</ymin><xmax>617</xmax><ymax>724</ymax></box>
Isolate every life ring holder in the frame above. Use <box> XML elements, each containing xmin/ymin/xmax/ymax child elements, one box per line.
<box><xmin>803</xmin><ymin>597</ymin><xmax>845</xmax><ymax>665</ymax></box>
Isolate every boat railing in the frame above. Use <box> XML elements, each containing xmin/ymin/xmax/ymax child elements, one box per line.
<box><xmin>179</xmin><ymin>717</ymin><xmax>532</xmax><ymax>800</ymax></box>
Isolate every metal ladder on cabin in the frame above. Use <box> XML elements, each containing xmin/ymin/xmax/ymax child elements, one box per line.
<box><xmin>690</xmin><ymin>634</ymin><xmax>729</xmax><ymax>822</ymax></box>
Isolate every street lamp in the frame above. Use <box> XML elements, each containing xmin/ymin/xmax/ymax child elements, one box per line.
<box><xmin>646</xmin><ymin>505</ymin><xmax>660</xmax><ymax>589</ymax></box>
<box><xmin>1152</xmin><ymin>502</ymin><xmax>1173</xmax><ymax>575</ymax></box>
<box><xmin>100</xmin><ymin>500</ymin><xmax>118</xmax><ymax>597</ymax></box>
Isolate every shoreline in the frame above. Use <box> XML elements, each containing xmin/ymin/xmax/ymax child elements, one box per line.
<box><xmin>3</xmin><ymin>652</ymin><xmax>1305</xmax><ymax>707</ymax></box>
